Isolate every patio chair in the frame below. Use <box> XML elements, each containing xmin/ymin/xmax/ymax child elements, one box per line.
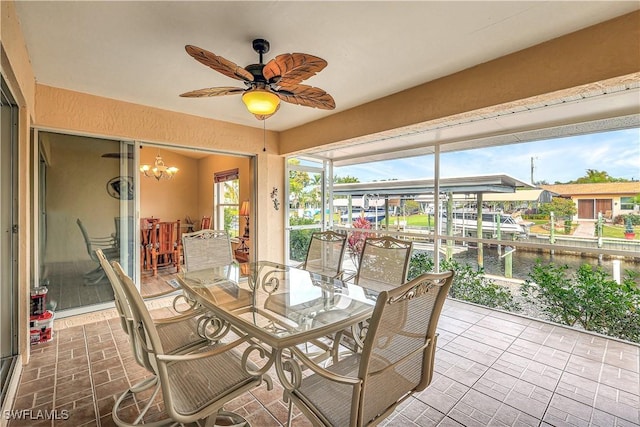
<box><xmin>284</xmin><ymin>270</ymin><xmax>455</xmax><ymax>427</ymax></box>
<box><xmin>298</xmin><ymin>230</ymin><xmax>348</xmax><ymax>278</ymax></box>
<box><xmin>328</xmin><ymin>235</ymin><xmax>413</xmax><ymax>356</ymax></box>
<box><xmin>181</xmin><ymin>229</ymin><xmax>234</xmax><ymax>271</ymax></box>
<box><xmin>353</xmin><ymin>235</ymin><xmax>413</xmax><ymax>291</ymax></box>
<box><xmin>112</xmin><ymin>261</ymin><xmax>271</xmax><ymax>426</ymax></box>
<box><xmin>76</xmin><ymin>218</ymin><xmax>119</xmax><ymax>285</ymax></box>
<box><xmin>96</xmin><ymin>249</ymin><xmax>214</xmax><ymax>425</ymax></box>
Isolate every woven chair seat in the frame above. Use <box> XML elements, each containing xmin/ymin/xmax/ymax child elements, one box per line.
<box><xmin>156</xmin><ymin>315</ymin><xmax>208</xmax><ymax>354</ymax></box>
<box><xmin>294</xmin><ymin>355</ymin><xmax>361</xmax><ymax>426</ymax></box>
<box><xmin>168</xmin><ymin>347</ymin><xmax>259</xmax><ymax>416</ymax></box>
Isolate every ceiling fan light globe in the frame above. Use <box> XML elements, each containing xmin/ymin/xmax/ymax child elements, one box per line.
<box><xmin>242</xmin><ymin>89</ymin><xmax>280</xmax><ymax>115</ymax></box>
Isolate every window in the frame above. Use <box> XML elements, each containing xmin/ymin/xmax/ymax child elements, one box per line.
<box><xmin>214</xmin><ymin>169</ymin><xmax>239</xmax><ymax>237</ymax></box>
<box><xmin>620</xmin><ymin>196</ymin><xmax>635</xmax><ymax>210</ymax></box>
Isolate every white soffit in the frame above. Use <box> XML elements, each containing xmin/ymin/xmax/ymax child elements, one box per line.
<box><xmin>305</xmin><ymin>85</ymin><xmax>640</xmax><ymax>166</ymax></box>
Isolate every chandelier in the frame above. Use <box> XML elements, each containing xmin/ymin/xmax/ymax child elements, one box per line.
<box><xmin>139</xmin><ymin>154</ymin><xmax>178</xmax><ymax>181</ymax></box>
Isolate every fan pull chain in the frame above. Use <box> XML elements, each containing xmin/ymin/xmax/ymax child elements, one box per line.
<box><xmin>263</xmin><ymin>120</ymin><xmax>267</xmax><ymax>152</ymax></box>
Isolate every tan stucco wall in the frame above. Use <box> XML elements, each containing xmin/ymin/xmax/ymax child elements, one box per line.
<box><xmin>1</xmin><ymin>0</ymin><xmax>36</xmax><ymax>116</ymax></box>
<box><xmin>279</xmin><ymin>10</ymin><xmax>640</xmax><ymax>155</ymax></box>
<box><xmin>35</xmin><ymin>84</ymin><xmax>279</xmax><ymax>154</ymax></box>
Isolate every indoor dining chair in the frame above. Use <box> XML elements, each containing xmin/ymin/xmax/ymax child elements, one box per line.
<box><xmin>112</xmin><ymin>261</ymin><xmax>271</xmax><ymax>427</ymax></box>
<box><xmin>199</xmin><ymin>215</ymin><xmax>212</xmax><ymax>230</ymax></box>
<box><xmin>149</xmin><ymin>219</ymin><xmax>181</xmax><ymax>276</ymax></box>
<box><xmin>284</xmin><ymin>270</ymin><xmax>455</xmax><ymax>427</ymax></box>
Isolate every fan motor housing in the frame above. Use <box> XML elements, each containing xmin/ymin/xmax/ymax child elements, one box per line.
<box><xmin>245</xmin><ymin>63</ymin><xmax>267</xmax><ymax>83</ymax></box>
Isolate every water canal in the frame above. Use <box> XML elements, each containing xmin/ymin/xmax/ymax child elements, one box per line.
<box><xmin>417</xmin><ymin>245</ymin><xmax>640</xmax><ymax>281</ymax></box>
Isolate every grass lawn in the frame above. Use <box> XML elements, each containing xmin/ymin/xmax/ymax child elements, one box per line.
<box><xmin>602</xmin><ymin>224</ymin><xmax>639</xmax><ymax>239</ymax></box>
<box><xmin>404</xmin><ymin>214</ymin><xmax>433</xmax><ymax>227</ymax></box>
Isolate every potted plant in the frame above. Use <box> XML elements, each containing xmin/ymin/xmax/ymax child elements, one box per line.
<box><xmin>624</xmin><ymin>216</ymin><xmax>635</xmax><ymax>240</ymax></box>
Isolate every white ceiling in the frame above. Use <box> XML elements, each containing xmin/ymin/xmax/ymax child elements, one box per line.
<box><xmin>14</xmin><ymin>0</ymin><xmax>640</xmax><ymax>138</ymax></box>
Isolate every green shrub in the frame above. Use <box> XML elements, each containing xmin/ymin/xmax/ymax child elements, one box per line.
<box><xmin>522</xmin><ymin>261</ymin><xmax>640</xmax><ymax>343</ymax></box>
<box><xmin>289</xmin><ymin>217</ymin><xmax>315</xmax><ymax>261</ymax></box>
<box><xmin>407</xmin><ymin>251</ymin><xmax>434</xmax><ymax>281</ymax></box>
<box><xmin>615</xmin><ymin>213</ymin><xmax>640</xmax><ymax>226</ymax></box>
<box><xmin>441</xmin><ymin>259</ymin><xmax>521</xmax><ymax>311</ymax></box>
<box><xmin>407</xmin><ymin>253</ymin><xmax>520</xmax><ymax>311</ymax></box>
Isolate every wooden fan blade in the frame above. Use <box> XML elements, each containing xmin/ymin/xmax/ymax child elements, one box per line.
<box><xmin>263</xmin><ymin>53</ymin><xmax>327</xmax><ymax>87</ymax></box>
<box><xmin>185</xmin><ymin>45</ymin><xmax>254</xmax><ymax>82</ymax></box>
<box><xmin>179</xmin><ymin>87</ymin><xmax>246</xmax><ymax>98</ymax></box>
<box><xmin>276</xmin><ymin>85</ymin><xmax>335</xmax><ymax>110</ymax></box>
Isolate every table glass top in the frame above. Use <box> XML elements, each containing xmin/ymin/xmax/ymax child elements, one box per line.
<box><xmin>177</xmin><ymin>261</ymin><xmax>377</xmax><ymax>346</ymax></box>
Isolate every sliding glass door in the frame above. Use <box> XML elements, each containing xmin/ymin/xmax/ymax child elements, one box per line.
<box><xmin>0</xmin><ymin>78</ymin><xmax>19</xmax><ymax>408</ymax></box>
<box><xmin>38</xmin><ymin>132</ymin><xmax>135</xmax><ymax>315</ymax></box>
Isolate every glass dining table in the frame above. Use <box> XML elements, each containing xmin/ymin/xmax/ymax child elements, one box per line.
<box><xmin>175</xmin><ymin>260</ymin><xmax>377</xmax><ymax>351</ymax></box>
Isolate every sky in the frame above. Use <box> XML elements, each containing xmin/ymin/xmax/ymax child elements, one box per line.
<box><xmin>335</xmin><ymin>128</ymin><xmax>640</xmax><ymax>185</ymax></box>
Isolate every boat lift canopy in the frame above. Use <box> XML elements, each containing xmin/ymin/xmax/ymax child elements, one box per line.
<box><xmin>333</xmin><ymin>174</ymin><xmax>534</xmax><ymax>198</ymax></box>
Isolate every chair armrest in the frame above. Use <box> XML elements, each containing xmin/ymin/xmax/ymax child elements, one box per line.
<box><xmin>289</xmin><ymin>346</ymin><xmax>361</xmax><ymax>386</ymax></box>
<box><xmin>338</xmin><ymin>269</ymin><xmax>356</xmax><ymax>283</ymax></box>
<box><xmin>150</xmin><ymin>307</ymin><xmax>206</xmax><ymax>325</ymax></box>
<box><xmin>156</xmin><ymin>335</ymin><xmax>252</xmax><ymax>361</ymax></box>
<box><xmin>141</xmin><ymin>288</ymin><xmax>180</xmax><ymax>299</ymax></box>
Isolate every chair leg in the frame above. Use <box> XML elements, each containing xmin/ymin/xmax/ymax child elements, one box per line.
<box><xmin>112</xmin><ymin>378</ymin><xmax>174</xmax><ymax>427</ymax></box>
<box><xmin>286</xmin><ymin>400</ymin><xmax>294</xmax><ymax>427</ymax></box>
<box><xmin>151</xmin><ymin>249</ymin><xmax>158</xmax><ymax>277</ymax></box>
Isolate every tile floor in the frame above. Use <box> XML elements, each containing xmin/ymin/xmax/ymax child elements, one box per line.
<box><xmin>9</xmin><ymin>299</ymin><xmax>639</xmax><ymax>427</ymax></box>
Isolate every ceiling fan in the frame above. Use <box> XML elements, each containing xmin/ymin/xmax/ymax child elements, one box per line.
<box><xmin>180</xmin><ymin>38</ymin><xmax>335</xmax><ymax>120</ymax></box>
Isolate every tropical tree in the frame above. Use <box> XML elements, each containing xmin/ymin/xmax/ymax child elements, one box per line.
<box><xmin>287</xmin><ymin>159</ymin><xmax>311</xmax><ymax>209</ymax></box>
<box><xmin>334</xmin><ymin>175</ymin><xmax>360</xmax><ymax>184</ymax></box>
<box><xmin>571</xmin><ymin>169</ymin><xmax>627</xmax><ymax>183</ymax></box>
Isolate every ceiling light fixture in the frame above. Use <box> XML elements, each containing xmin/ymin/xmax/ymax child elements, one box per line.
<box><xmin>140</xmin><ymin>154</ymin><xmax>178</xmax><ymax>181</ymax></box>
<box><xmin>241</xmin><ymin>89</ymin><xmax>280</xmax><ymax>116</ymax></box>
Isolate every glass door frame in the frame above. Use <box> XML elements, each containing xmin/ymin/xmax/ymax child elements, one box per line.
<box><xmin>0</xmin><ymin>76</ymin><xmax>19</xmax><ymax>408</ymax></box>
<box><xmin>33</xmin><ymin>130</ymin><xmax>139</xmax><ymax>317</ymax></box>
<box><xmin>284</xmin><ymin>157</ymin><xmax>333</xmax><ymax>264</ymax></box>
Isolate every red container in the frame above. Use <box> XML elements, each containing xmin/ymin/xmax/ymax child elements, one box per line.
<box><xmin>30</xmin><ymin>310</ymin><xmax>55</xmax><ymax>344</ymax></box>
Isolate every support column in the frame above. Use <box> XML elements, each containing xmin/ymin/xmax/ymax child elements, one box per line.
<box><xmin>477</xmin><ymin>193</ymin><xmax>483</xmax><ymax>270</ymax></box>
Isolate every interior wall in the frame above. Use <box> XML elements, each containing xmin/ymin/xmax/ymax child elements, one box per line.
<box><xmin>197</xmin><ymin>154</ymin><xmax>251</xmax><ymax>235</ymax></box>
<box><xmin>139</xmin><ymin>147</ymin><xmax>198</xmax><ymax>223</ymax></box>
<box><xmin>43</xmin><ymin>133</ymin><xmax>119</xmax><ymax>263</ymax></box>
